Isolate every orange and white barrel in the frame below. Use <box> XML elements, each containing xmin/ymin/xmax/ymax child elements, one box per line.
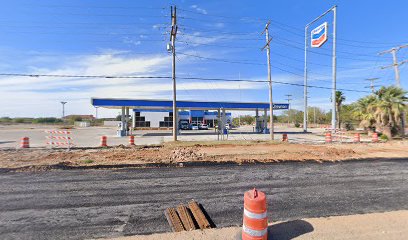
<box><xmin>129</xmin><ymin>135</ymin><xmax>135</xmax><ymax>146</ymax></box>
<box><xmin>100</xmin><ymin>136</ymin><xmax>108</xmax><ymax>147</ymax></box>
<box><xmin>372</xmin><ymin>132</ymin><xmax>379</xmax><ymax>143</ymax></box>
<box><xmin>282</xmin><ymin>133</ymin><xmax>288</xmax><ymax>142</ymax></box>
<box><xmin>354</xmin><ymin>133</ymin><xmax>360</xmax><ymax>143</ymax></box>
<box><xmin>20</xmin><ymin>137</ymin><xmax>30</xmax><ymax>148</ymax></box>
<box><xmin>325</xmin><ymin>132</ymin><xmax>332</xmax><ymax>143</ymax></box>
<box><xmin>242</xmin><ymin>188</ymin><xmax>268</xmax><ymax>240</ymax></box>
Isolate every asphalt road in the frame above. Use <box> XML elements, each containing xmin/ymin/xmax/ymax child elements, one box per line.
<box><xmin>0</xmin><ymin>159</ymin><xmax>407</xmax><ymax>240</ymax></box>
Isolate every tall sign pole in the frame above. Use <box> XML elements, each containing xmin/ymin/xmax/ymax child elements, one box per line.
<box><xmin>262</xmin><ymin>21</ymin><xmax>274</xmax><ymax>140</ymax></box>
<box><xmin>303</xmin><ymin>27</ymin><xmax>308</xmax><ymax>132</ymax></box>
<box><xmin>331</xmin><ymin>6</ymin><xmax>337</xmax><ymax>131</ymax></box>
<box><xmin>170</xmin><ymin>6</ymin><xmax>178</xmax><ymax>141</ymax></box>
<box><xmin>60</xmin><ymin>101</ymin><xmax>67</xmax><ymax>118</ymax></box>
<box><xmin>305</xmin><ymin>5</ymin><xmax>337</xmax><ymax>132</ymax></box>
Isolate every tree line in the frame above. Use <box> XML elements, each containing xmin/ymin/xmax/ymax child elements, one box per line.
<box><xmin>233</xmin><ymin>86</ymin><xmax>407</xmax><ymax>138</ymax></box>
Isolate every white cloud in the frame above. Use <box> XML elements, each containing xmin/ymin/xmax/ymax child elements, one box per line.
<box><xmin>190</xmin><ymin>5</ymin><xmax>207</xmax><ymax>15</ymax></box>
<box><xmin>0</xmin><ymin>51</ymin><xmax>274</xmax><ymax>117</ymax></box>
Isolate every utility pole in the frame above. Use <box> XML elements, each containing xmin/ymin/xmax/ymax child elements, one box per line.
<box><xmin>305</xmin><ymin>5</ymin><xmax>337</xmax><ymax>132</ymax></box>
<box><xmin>365</xmin><ymin>78</ymin><xmax>380</xmax><ymax>93</ymax></box>
<box><xmin>379</xmin><ymin>44</ymin><xmax>408</xmax><ymax>137</ymax></box>
<box><xmin>285</xmin><ymin>94</ymin><xmax>292</xmax><ymax>126</ymax></box>
<box><xmin>170</xmin><ymin>6</ymin><xmax>178</xmax><ymax>141</ymax></box>
<box><xmin>60</xmin><ymin>101</ymin><xmax>67</xmax><ymax>118</ymax></box>
<box><xmin>261</xmin><ymin>21</ymin><xmax>274</xmax><ymax>140</ymax></box>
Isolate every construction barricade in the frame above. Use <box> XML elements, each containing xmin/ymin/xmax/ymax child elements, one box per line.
<box><xmin>20</xmin><ymin>137</ymin><xmax>29</xmax><ymax>148</ymax></box>
<box><xmin>242</xmin><ymin>188</ymin><xmax>268</xmax><ymax>240</ymax></box>
<box><xmin>325</xmin><ymin>132</ymin><xmax>332</xmax><ymax>143</ymax></box>
<box><xmin>353</xmin><ymin>133</ymin><xmax>360</xmax><ymax>143</ymax></box>
<box><xmin>100</xmin><ymin>136</ymin><xmax>108</xmax><ymax>147</ymax></box>
<box><xmin>46</xmin><ymin>130</ymin><xmax>73</xmax><ymax>150</ymax></box>
<box><xmin>372</xmin><ymin>132</ymin><xmax>379</xmax><ymax>143</ymax></box>
<box><xmin>129</xmin><ymin>135</ymin><xmax>135</xmax><ymax>146</ymax></box>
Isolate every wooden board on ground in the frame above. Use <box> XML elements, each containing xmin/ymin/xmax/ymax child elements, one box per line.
<box><xmin>188</xmin><ymin>201</ymin><xmax>211</xmax><ymax>230</ymax></box>
<box><xmin>176</xmin><ymin>204</ymin><xmax>196</xmax><ymax>231</ymax></box>
<box><xmin>164</xmin><ymin>208</ymin><xmax>185</xmax><ymax>232</ymax></box>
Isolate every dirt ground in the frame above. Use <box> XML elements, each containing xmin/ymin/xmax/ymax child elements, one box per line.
<box><xmin>0</xmin><ymin>140</ymin><xmax>407</xmax><ymax>171</ymax></box>
<box><xmin>106</xmin><ymin>210</ymin><xmax>408</xmax><ymax>240</ymax></box>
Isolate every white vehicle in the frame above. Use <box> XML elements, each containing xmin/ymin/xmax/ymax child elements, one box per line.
<box><xmin>225</xmin><ymin>123</ymin><xmax>231</xmax><ymax>130</ymax></box>
<box><xmin>199</xmin><ymin>124</ymin><xmax>208</xmax><ymax>130</ymax></box>
<box><xmin>191</xmin><ymin>124</ymin><xmax>199</xmax><ymax>130</ymax></box>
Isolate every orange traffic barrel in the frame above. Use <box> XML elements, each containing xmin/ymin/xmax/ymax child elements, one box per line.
<box><xmin>325</xmin><ymin>132</ymin><xmax>332</xmax><ymax>143</ymax></box>
<box><xmin>372</xmin><ymin>132</ymin><xmax>379</xmax><ymax>143</ymax></box>
<box><xmin>282</xmin><ymin>133</ymin><xmax>288</xmax><ymax>142</ymax></box>
<box><xmin>353</xmin><ymin>133</ymin><xmax>360</xmax><ymax>143</ymax></box>
<box><xmin>242</xmin><ymin>188</ymin><xmax>268</xmax><ymax>240</ymax></box>
<box><xmin>20</xmin><ymin>137</ymin><xmax>29</xmax><ymax>148</ymax></box>
<box><xmin>129</xmin><ymin>135</ymin><xmax>135</xmax><ymax>146</ymax></box>
<box><xmin>100</xmin><ymin>136</ymin><xmax>108</xmax><ymax>147</ymax></box>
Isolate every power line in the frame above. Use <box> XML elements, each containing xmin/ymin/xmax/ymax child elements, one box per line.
<box><xmin>0</xmin><ymin>72</ymin><xmax>371</xmax><ymax>93</ymax></box>
<box><xmin>177</xmin><ymin>7</ymin><xmax>405</xmax><ymax>46</ymax></box>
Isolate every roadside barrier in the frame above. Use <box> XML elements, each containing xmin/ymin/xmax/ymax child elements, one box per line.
<box><xmin>353</xmin><ymin>133</ymin><xmax>360</xmax><ymax>143</ymax></box>
<box><xmin>20</xmin><ymin>137</ymin><xmax>29</xmax><ymax>148</ymax></box>
<box><xmin>372</xmin><ymin>132</ymin><xmax>379</xmax><ymax>143</ymax></box>
<box><xmin>325</xmin><ymin>132</ymin><xmax>332</xmax><ymax>143</ymax></box>
<box><xmin>46</xmin><ymin>130</ymin><xmax>72</xmax><ymax>150</ymax></box>
<box><xmin>100</xmin><ymin>136</ymin><xmax>108</xmax><ymax>147</ymax></box>
<box><xmin>242</xmin><ymin>188</ymin><xmax>268</xmax><ymax>240</ymax></box>
<box><xmin>129</xmin><ymin>135</ymin><xmax>135</xmax><ymax>146</ymax></box>
<box><xmin>282</xmin><ymin>133</ymin><xmax>288</xmax><ymax>142</ymax></box>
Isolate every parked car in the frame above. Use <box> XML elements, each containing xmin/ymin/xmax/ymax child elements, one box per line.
<box><xmin>180</xmin><ymin>122</ymin><xmax>190</xmax><ymax>130</ymax></box>
<box><xmin>199</xmin><ymin>124</ymin><xmax>209</xmax><ymax>130</ymax></box>
<box><xmin>191</xmin><ymin>124</ymin><xmax>199</xmax><ymax>130</ymax></box>
<box><xmin>225</xmin><ymin>123</ymin><xmax>231</xmax><ymax>130</ymax></box>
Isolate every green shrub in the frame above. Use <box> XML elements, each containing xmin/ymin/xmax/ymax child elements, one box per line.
<box><xmin>83</xmin><ymin>159</ymin><xmax>94</xmax><ymax>164</ymax></box>
<box><xmin>379</xmin><ymin>134</ymin><xmax>388</xmax><ymax>141</ymax></box>
<box><xmin>33</xmin><ymin>118</ymin><xmax>63</xmax><ymax>124</ymax></box>
<box><xmin>294</xmin><ymin>123</ymin><xmax>300</xmax><ymax>128</ymax></box>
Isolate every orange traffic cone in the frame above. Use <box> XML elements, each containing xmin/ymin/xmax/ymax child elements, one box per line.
<box><xmin>100</xmin><ymin>136</ymin><xmax>108</xmax><ymax>147</ymax></box>
<box><xmin>20</xmin><ymin>137</ymin><xmax>29</xmax><ymax>148</ymax></box>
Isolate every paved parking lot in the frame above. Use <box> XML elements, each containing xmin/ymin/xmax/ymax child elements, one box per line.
<box><xmin>0</xmin><ymin>124</ymin><xmax>346</xmax><ymax>149</ymax></box>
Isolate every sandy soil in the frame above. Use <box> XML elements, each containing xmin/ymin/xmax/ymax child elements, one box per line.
<box><xmin>0</xmin><ymin>141</ymin><xmax>407</xmax><ymax>171</ymax></box>
<box><xmin>105</xmin><ymin>210</ymin><xmax>408</xmax><ymax>240</ymax></box>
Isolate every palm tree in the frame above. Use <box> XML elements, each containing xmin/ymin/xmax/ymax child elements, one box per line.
<box><xmin>352</xmin><ymin>95</ymin><xmax>376</xmax><ymax>131</ymax></box>
<box><xmin>335</xmin><ymin>91</ymin><xmax>345</xmax><ymax>129</ymax></box>
<box><xmin>371</xmin><ymin>86</ymin><xmax>407</xmax><ymax>138</ymax></box>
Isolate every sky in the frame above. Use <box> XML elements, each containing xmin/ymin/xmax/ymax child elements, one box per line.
<box><xmin>0</xmin><ymin>0</ymin><xmax>407</xmax><ymax>118</ymax></box>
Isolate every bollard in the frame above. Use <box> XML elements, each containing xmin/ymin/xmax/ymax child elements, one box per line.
<box><xmin>242</xmin><ymin>188</ymin><xmax>268</xmax><ymax>240</ymax></box>
<box><xmin>100</xmin><ymin>136</ymin><xmax>108</xmax><ymax>147</ymax></box>
<box><xmin>353</xmin><ymin>133</ymin><xmax>360</xmax><ymax>143</ymax></box>
<box><xmin>282</xmin><ymin>133</ymin><xmax>288</xmax><ymax>142</ymax></box>
<box><xmin>372</xmin><ymin>132</ymin><xmax>379</xmax><ymax>143</ymax></box>
<box><xmin>20</xmin><ymin>137</ymin><xmax>30</xmax><ymax>148</ymax></box>
<box><xmin>129</xmin><ymin>135</ymin><xmax>135</xmax><ymax>146</ymax></box>
<box><xmin>325</xmin><ymin>132</ymin><xmax>332</xmax><ymax>143</ymax></box>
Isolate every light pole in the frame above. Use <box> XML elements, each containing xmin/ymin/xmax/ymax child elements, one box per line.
<box><xmin>95</xmin><ymin>106</ymin><xmax>99</xmax><ymax>119</ymax></box>
<box><xmin>304</xmin><ymin>5</ymin><xmax>337</xmax><ymax>132</ymax></box>
<box><xmin>60</xmin><ymin>101</ymin><xmax>67</xmax><ymax>118</ymax></box>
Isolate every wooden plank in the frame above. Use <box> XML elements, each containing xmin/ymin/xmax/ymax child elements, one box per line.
<box><xmin>188</xmin><ymin>201</ymin><xmax>211</xmax><ymax>229</ymax></box>
<box><xmin>164</xmin><ymin>208</ymin><xmax>185</xmax><ymax>232</ymax></box>
<box><xmin>177</xmin><ymin>204</ymin><xmax>196</xmax><ymax>231</ymax></box>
